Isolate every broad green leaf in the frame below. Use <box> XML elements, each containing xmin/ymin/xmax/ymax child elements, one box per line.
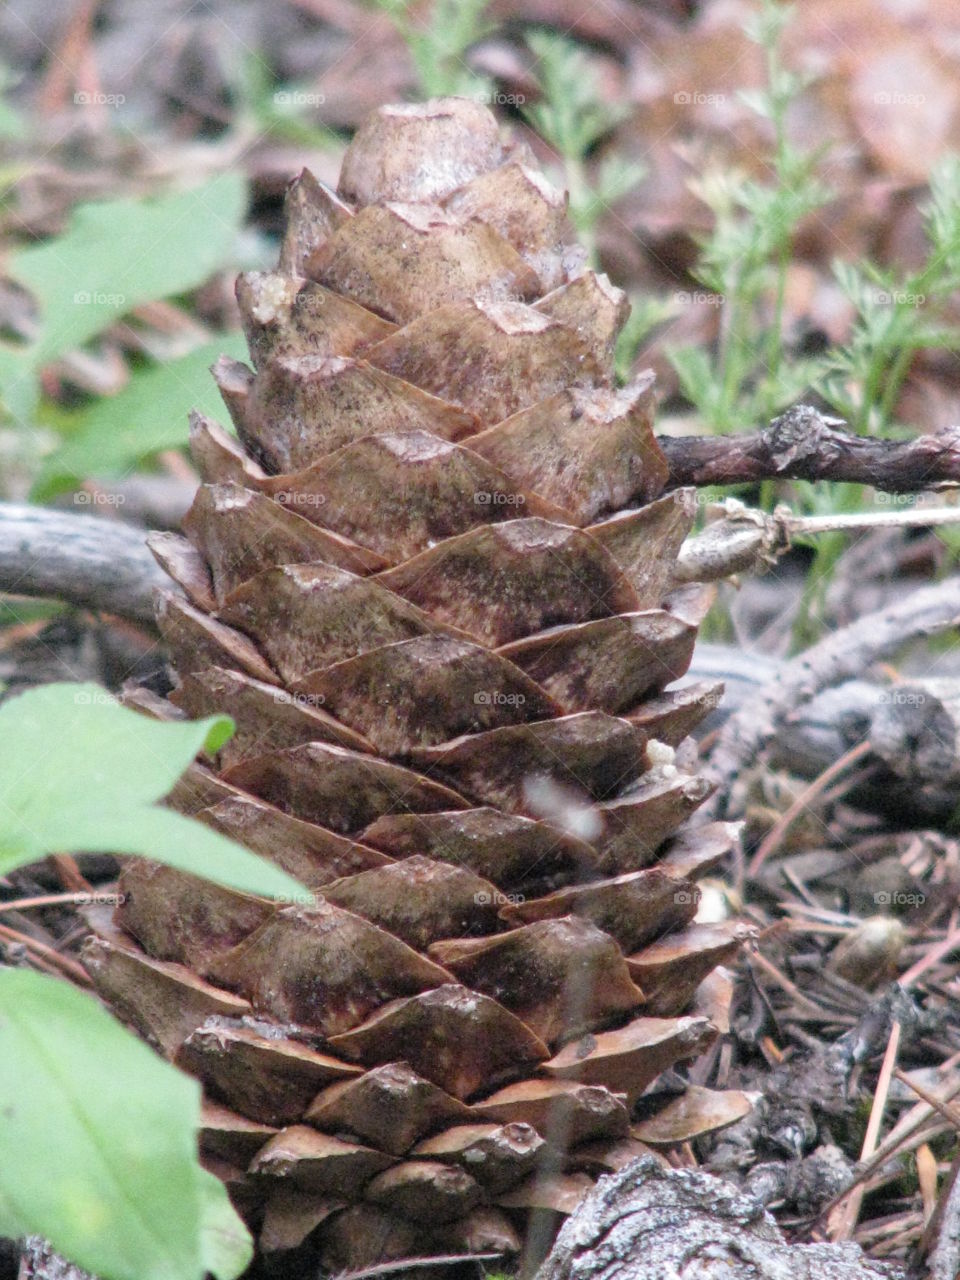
<box><xmin>0</xmin><ymin>1181</ymin><xmax>30</xmax><ymax>1240</ymax></box>
<box><xmin>10</xmin><ymin>174</ymin><xmax>247</xmax><ymax>365</ymax></box>
<box><xmin>197</xmin><ymin>1170</ymin><xmax>253</xmax><ymax>1280</ymax></box>
<box><xmin>35</xmin><ymin>334</ymin><xmax>248</xmax><ymax>495</ymax></box>
<box><xmin>0</xmin><ymin>968</ymin><xmax>252</xmax><ymax>1280</ymax></box>
<box><xmin>0</xmin><ymin>681</ymin><xmax>303</xmax><ymax>901</ymax></box>
<box><xmin>40</xmin><ymin>807</ymin><xmax>307</xmax><ymax>901</ymax></box>
<box><xmin>0</xmin><ymin>342</ymin><xmax>38</xmax><ymax>425</ymax></box>
<box><xmin>0</xmin><ymin>99</ymin><xmax>26</xmax><ymax>139</ymax></box>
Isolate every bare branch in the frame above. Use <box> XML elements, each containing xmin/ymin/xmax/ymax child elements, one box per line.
<box><xmin>3</xmin><ymin>491</ymin><xmax>960</xmax><ymax>635</ymax></box>
<box><xmin>0</xmin><ymin>504</ymin><xmax>173</xmax><ymax>625</ymax></box>
<box><xmin>661</xmin><ymin>404</ymin><xmax>960</xmax><ymax>493</ymax></box>
<box><xmin>674</xmin><ymin>498</ymin><xmax>960</xmax><ymax>583</ymax></box>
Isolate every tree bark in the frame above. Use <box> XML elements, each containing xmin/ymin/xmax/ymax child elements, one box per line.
<box><xmin>536</xmin><ymin>1157</ymin><xmax>899</xmax><ymax>1280</ymax></box>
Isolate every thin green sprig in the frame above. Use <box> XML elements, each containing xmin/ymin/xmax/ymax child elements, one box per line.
<box><xmin>818</xmin><ymin>156</ymin><xmax>960</xmax><ymax>435</ymax></box>
<box><xmin>523</xmin><ymin>30</ymin><xmax>644</xmax><ymax>265</ymax></box>
<box><xmin>373</xmin><ymin>0</ymin><xmax>494</xmax><ymax>99</ymax></box>
<box><xmin>667</xmin><ymin>0</ymin><xmax>831</xmax><ymax>433</ymax></box>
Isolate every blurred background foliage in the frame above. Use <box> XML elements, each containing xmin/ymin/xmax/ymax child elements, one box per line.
<box><xmin>1</xmin><ymin>0</ymin><xmax>960</xmax><ymax>640</ymax></box>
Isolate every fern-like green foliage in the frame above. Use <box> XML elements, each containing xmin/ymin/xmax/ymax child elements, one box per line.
<box><xmin>818</xmin><ymin>156</ymin><xmax>960</xmax><ymax>435</ymax></box>
<box><xmin>523</xmin><ymin>29</ymin><xmax>624</xmax><ymax>161</ymax></box>
<box><xmin>234</xmin><ymin>53</ymin><xmax>343</xmax><ymax>151</ymax></box>
<box><xmin>372</xmin><ymin>0</ymin><xmax>494</xmax><ymax>98</ymax></box>
<box><xmin>369</xmin><ymin>5</ymin><xmax>645</xmax><ymax>262</ymax></box>
<box><xmin>0</xmin><ymin>173</ymin><xmax>252</xmax><ymax>493</ymax></box>
<box><xmin>666</xmin><ymin>0</ymin><xmax>831</xmax><ymax>433</ymax></box>
<box><xmin>524</xmin><ymin>30</ymin><xmax>643</xmax><ymax>263</ymax></box>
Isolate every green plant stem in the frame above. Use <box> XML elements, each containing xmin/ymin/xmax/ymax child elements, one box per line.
<box><xmin>717</xmin><ymin>276</ymin><xmax>747</xmax><ymax>430</ymax></box>
<box><xmin>564</xmin><ymin>151</ymin><xmax>597</xmax><ymax>265</ymax></box>
<box><xmin>763</xmin><ymin>39</ymin><xmax>790</xmax><ymax>401</ymax></box>
<box><xmin>765</xmin><ymin>239</ymin><xmax>789</xmax><ymax>399</ymax></box>
<box><xmin>860</xmin><ymin>345</ymin><xmax>890</xmax><ymax>433</ymax></box>
<box><xmin>877</xmin><ymin>343</ymin><xmax>916</xmax><ymax>428</ymax></box>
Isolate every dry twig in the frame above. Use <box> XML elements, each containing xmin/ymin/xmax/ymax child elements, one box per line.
<box><xmin>662</xmin><ymin>406</ymin><xmax>960</xmax><ymax>493</ymax></box>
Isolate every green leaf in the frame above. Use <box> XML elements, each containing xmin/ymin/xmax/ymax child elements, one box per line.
<box><xmin>0</xmin><ymin>968</ymin><xmax>252</xmax><ymax>1280</ymax></box>
<box><xmin>373</xmin><ymin>0</ymin><xmax>493</xmax><ymax>98</ymax></box>
<box><xmin>0</xmin><ymin>681</ymin><xmax>304</xmax><ymax>901</ymax></box>
<box><xmin>34</xmin><ymin>334</ymin><xmax>248</xmax><ymax>495</ymax></box>
<box><xmin>197</xmin><ymin>1170</ymin><xmax>253</xmax><ymax>1280</ymax></box>
<box><xmin>9</xmin><ymin>174</ymin><xmax>247</xmax><ymax>365</ymax></box>
<box><xmin>667</xmin><ymin>345</ymin><xmax>717</xmax><ymax>413</ymax></box>
<box><xmin>0</xmin><ymin>342</ymin><xmax>39</xmax><ymax>425</ymax></box>
<box><xmin>44</xmin><ymin>806</ymin><xmax>309</xmax><ymax>900</ymax></box>
<box><xmin>613</xmin><ymin>295</ymin><xmax>674</xmax><ymax>384</ymax></box>
<box><xmin>0</xmin><ymin>97</ymin><xmax>26</xmax><ymax>140</ymax></box>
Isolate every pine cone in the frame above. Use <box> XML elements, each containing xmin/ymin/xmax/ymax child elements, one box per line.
<box><xmin>83</xmin><ymin>98</ymin><xmax>747</xmax><ymax>1272</ymax></box>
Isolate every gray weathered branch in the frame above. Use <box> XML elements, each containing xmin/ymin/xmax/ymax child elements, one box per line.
<box><xmin>705</xmin><ymin>577</ymin><xmax>960</xmax><ymax>817</ymax></box>
<box><xmin>0</xmin><ymin>504</ymin><xmax>172</xmax><ymax>625</ymax></box>
<box><xmin>4</xmin><ymin>492</ymin><xmax>960</xmax><ymax>631</ymax></box>
<box><xmin>673</xmin><ymin>499</ymin><xmax>960</xmax><ymax>584</ymax></box>
<box><xmin>536</xmin><ymin>1157</ymin><xmax>898</xmax><ymax>1280</ymax></box>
